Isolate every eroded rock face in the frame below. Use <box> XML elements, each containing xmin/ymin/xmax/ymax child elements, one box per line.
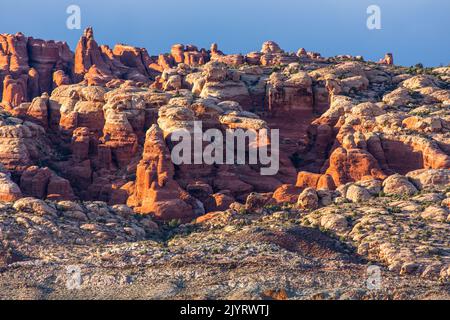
<box><xmin>296</xmin><ymin>171</ymin><xmax>335</xmax><ymax>190</ymax></box>
<box><xmin>20</xmin><ymin>166</ymin><xmax>75</xmax><ymax>201</ymax></box>
<box><xmin>1</xmin><ymin>75</ymin><xmax>27</xmax><ymax>108</ymax></box>
<box><xmin>266</xmin><ymin>71</ymin><xmax>313</xmax><ymax>115</ymax></box>
<box><xmin>259</xmin><ymin>41</ymin><xmax>302</xmax><ymax>66</ymax></box>
<box><xmin>0</xmin><ymin>114</ymin><xmax>52</xmax><ymax>173</ymax></box>
<box><xmin>0</xmin><ymin>33</ymin><xmax>29</xmax><ymax>74</ymax></box>
<box><xmin>0</xmin><ymin>27</ymin><xmax>159</xmax><ymax>113</ymax></box>
<box><xmin>27</xmin><ymin>37</ymin><xmax>73</xmax><ymax>95</ymax></box>
<box><xmin>127</xmin><ymin>125</ymin><xmax>195</xmax><ymax>221</ymax></box>
<box><xmin>74</xmin><ymin>27</ymin><xmax>112</xmax><ymax>82</ymax></box>
<box><xmin>0</xmin><ymin>33</ymin><xmax>73</xmax><ymax>110</ymax></box>
<box><xmin>0</xmin><ymin>32</ymin><xmax>448</xmax><ymax>227</ymax></box>
<box><xmin>198</xmin><ymin>62</ymin><xmax>250</xmax><ymax>105</ymax></box>
<box><xmin>0</xmin><ymin>33</ymin><xmax>450</xmax><ymax>296</ymax></box>
<box><xmin>325</xmin><ymin>147</ymin><xmax>387</xmax><ymax>186</ymax></box>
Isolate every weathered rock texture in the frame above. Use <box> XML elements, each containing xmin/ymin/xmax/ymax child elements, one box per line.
<box><xmin>0</xmin><ymin>31</ymin><xmax>449</xmax><ymax>300</ymax></box>
<box><xmin>0</xmin><ymin>32</ymin><xmax>448</xmax><ymax>222</ymax></box>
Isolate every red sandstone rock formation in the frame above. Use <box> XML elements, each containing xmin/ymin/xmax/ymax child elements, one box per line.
<box><xmin>26</xmin><ymin>93</ymin><xmax>49</xmax><ymax>128</ymax></box>
<box><xmin>0</xmin><ymin>32</ymin><xmax>448</xmax><ymax>224</ymax></box>
<box><xmin>296</xmin><ymin>172</ymin><xmax>335</xmax><ymax>190</ymax></box>
<box><xmin>72</xmin><ymin>127</ymin><xmax>91</xmax><ymax>161</ymax></box>
<box><xmin>84</xmin><ymin>65</ymin><xmax>114</xmax><ymax>86</ymax></box>
<box><xmin>171</xmin><ymin>44</ymin><xmax>185</xmax><ymax>64</ymax></box>
<box><xmin>74</xmin><ymin>28</ymin><xmax>155</xmax><ymax>86</ymax></box>
<box><xmin>169</xmin><ymin>43</ymin><xmax>209</xmax><ymax>67</ymax></box>
<box><xmin>266</xmin><ymin>71</ymin><xmax>313</xmax><ymax>115</ymax></box>
<box><xmin>0</xmin><ymin>118</ymin><xmax>53</xmax><ymax>173</ymax></box>
<box><xmin>27</xmin><ymin>37</ymin><xmax>73</xmax><ymax>94</ymax></box>
<box><xmin>114</xmin><ymin>45</ymin><xmax>147</xmax><ymax>74</ymax></box>
<box><xmin>1</xmin><ymin>75</ymin><xmax>27</xmax><ymax>108</ymax></box>
<box><xmin>74</xmin><ymin>27</ymin><xmax>111</xmax><ymax>82</ymax></box>
<box><xmin>0</xmin><ymin>32</ymin><xmax>29</xmax><ymax>74</ymax></box>
<box><xmin>127</xmin><ymin>125</ymin><xmax>195</xmax><ymax>221</ymax></box>
<box><xmin>20</xmin><ymin>166</ymin><xmax>75</xmax><ymax>201</ymax></box>
<box><xmin>260</xmin><ymin>41</ymin><xmax>298</xmax><ymax>66</ymax></box>
<box><xmin>204</xmin><ymin>192</ymin><xmax>234</xmax><ymax>213</ymax></box>
<box><xmin>272</xmin><ymin>184</ymin><xmax>302</xmax><ymax>203</ymax></box>
<box><xmin>324</xmin><ymin>146</ymin><xmax>387</xmax><ymax>186</ymax></box>
<box><xmin>0</xmin><ymin>32</ymin><xmax>73</xmax><ymax>109</ymax></box>
<box><xmin>53</xmin><ymin>70</ymin><xmax>71</xmax><ymax>88</ymax></box>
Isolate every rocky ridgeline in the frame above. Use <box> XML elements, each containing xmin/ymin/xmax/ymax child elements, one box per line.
<box><xmin>0</xmin><ymin>28</ymin><xmax>449</xmax><ymax>287</ymax></box>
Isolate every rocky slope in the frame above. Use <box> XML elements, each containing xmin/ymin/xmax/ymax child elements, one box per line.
<box><xmin>0</xmin><ymin>28</ymin><xmax>449</xmax><ymax>299</ymax></box>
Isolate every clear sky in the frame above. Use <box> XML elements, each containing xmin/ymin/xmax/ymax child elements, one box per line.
<box><xmin>0</xmin><ymin>0</ymin><xmax>449</xmax><ymax>66</ymax></box>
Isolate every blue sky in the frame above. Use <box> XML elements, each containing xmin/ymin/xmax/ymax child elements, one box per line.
<box><xmin>0</xmin><ymin>0</ymin><xmax>449</xmax><ymax>66</ymax></box>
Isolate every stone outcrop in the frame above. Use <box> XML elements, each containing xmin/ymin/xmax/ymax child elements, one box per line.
<box><xmin>4</xmin><ymin>24</ymin><xmax>450</xmax><ymax>304</ymax></box>
<box><xmin>266</xmin><ymin>71</ymin><xmax>313</xmax><ymax>115</ymax></box>
<box><xmin>296</xmin><ymin>171</ymin><xmax>335</xmax><ymax>190</ymax></box>
<box><xmin>0</xmin><ymin>114</ymin><xmax>52</xmax><ymax>173</ymax></box>
<box><xmin>325</xmin><ymin>147</ymin><xmax>387</xmax><ymax>186</ymax></box>
<box><xmin>0</xmin><ymin>32</ymin><xmax>447</xmax><ymax>226</ymax></box>
<box><xmin>127</xmin><ymin>125</ymin><xmax>195</xmax><ymax>221</ymax></box>
<box><xmin>0</xmin><ymin>32</ymin><xmax>449</xmax><ymax>300</ymax></box>
<box><xmin>74</xmin><ymin>27</ymin><xmax>112</xmax><ymax>81</ymax></box>
<box><xmin>0</xmin><ymin>32</ymin><xmax>73</xmax><ymax>110</ymax></box>
<box><xmin>20</xmin><ymin>166</ymin><xmax>75</xmax><ymax>201</ymax></box>
<box><xmin>0</xmin><ymin>171</ymin><xmax>21</xmax><ymax>202</ymax></box>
